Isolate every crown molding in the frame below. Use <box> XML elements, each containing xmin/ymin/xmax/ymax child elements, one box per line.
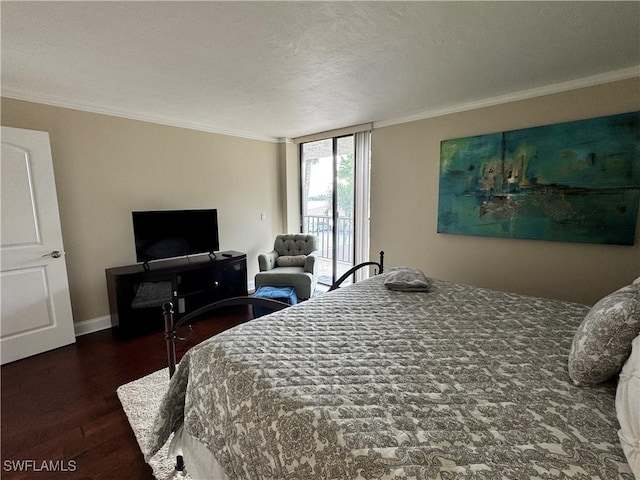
<box><xmin>0</xmin><ymin>88</ymin><xmax>282</xmax><ymax>143</ymax></box>
<box><xmin>3</xmin><ymin>66</ymin><xmax>638</xmax><ymax>141</ymax></box>
<box><xmin>373</xmin><ymin>66</ymin><xmax>640</xmax><ymax>130</ymax></box>
<box><xmin>293</xmin><ymin>123</ymin><xmax>373</xmax><ymax>144</ymax></box>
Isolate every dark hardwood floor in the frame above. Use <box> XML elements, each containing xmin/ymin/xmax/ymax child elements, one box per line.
<box><xmin>1</xmin><ymin>308</ymin><xmax>252</xmax><ymax>479</ymax></box>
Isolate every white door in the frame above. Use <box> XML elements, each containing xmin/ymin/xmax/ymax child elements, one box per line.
<box><xmin>1</xmin><ymin>126</ymin><xmax>75</xmax><ymax>364</ymax></box>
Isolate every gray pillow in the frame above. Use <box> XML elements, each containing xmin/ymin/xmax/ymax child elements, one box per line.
<box><xmin>568</xmin><ymin>284</ymin><xmax>640</xmax><ymax>386</ymax></box>
<box><xmin>384</xmin><ymin>267</ymin><xmax>430</xmax><ymax>292</ymax></box>
<box><xmin>276</xmin><ymin>255</ymin><xmax>307</xmax><ymax>267</ymax></box>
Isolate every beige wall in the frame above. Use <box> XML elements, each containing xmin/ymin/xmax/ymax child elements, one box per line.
<box><xmin>370</xmin><ymin>78</ymin><xmax>640</xmax><ymax>306</ymax></box>
<box><xmin>3</xmin><ymin>78</ymin><xmax>638</xmax><ymax>324</ymax></box>
<box><xmin>1</xmin><ymin>98</ymin><xmax>283</xmax><ymax>324</ymax></box>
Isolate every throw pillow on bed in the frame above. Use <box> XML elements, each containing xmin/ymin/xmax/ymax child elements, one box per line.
<box><xmin>384</xmin><ymin>267</ymin><xmax>430</xmax><ymax>292</ymax></box>
<box><xmin>276</xmin><ymin>255</ymin><xmax>307</xmax><ymax>267</ymax></box>
<box><xmin>568</xmin><ymin>283</ymin><xmax>640</xmax><ymax>386</ymax></box>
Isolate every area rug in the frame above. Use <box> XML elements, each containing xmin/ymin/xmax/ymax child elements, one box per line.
<box><xmin>117</xmin><ymin>368</ymin><xmax>192</xmax><ymax>480</ymax></box>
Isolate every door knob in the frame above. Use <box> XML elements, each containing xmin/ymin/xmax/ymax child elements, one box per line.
<box><xmin>42</xmin><ymin>250</ymin><xmax>63</xmax><ymax>258</ymax></box>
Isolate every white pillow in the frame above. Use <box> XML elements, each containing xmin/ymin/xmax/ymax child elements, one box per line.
<box><xmin>616</xmin><ymin>334</ymin><xmax>640</xmax><ymax>476</ymax></box>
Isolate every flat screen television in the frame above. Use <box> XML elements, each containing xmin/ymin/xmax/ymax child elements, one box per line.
<box><xmin>132</xmin><ymin>209</ymin><xmax>220</xmax><ymax>263</ymax></box>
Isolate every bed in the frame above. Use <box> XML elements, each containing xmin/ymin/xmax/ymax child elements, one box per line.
<box><xmin>147</xmin><ymin>268</ymin><xmax>638</xmax><ymax>479</ymax></box>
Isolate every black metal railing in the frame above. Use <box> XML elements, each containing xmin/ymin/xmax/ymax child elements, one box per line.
<box><xmin>304</xmin><ymin>215</ymin><xmax>353</xmax><ymax>263</ymax></box>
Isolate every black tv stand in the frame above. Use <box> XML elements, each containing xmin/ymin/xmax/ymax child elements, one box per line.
<box><xmin>106</xmin><ymin>251</ymin><xmax>247</xmax><ymax>338</ymax></box>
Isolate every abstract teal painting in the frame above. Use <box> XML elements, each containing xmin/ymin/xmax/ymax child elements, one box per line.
<box><xmin>437</xmin><ymin>112</ymin><xmax>640</xmax><ymax>245</ymax></box>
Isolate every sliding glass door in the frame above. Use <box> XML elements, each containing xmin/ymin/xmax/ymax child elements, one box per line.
<box><xmin>301</xmin><ymin>135</ymin><xmax>356</xmax><ymax>286</ymax></box>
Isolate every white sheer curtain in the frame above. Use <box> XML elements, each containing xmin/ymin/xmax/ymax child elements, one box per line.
<box><xmin>354</xmin><ymin>130</ymin><xmax>371</xmax><ymax>281</ymax></box>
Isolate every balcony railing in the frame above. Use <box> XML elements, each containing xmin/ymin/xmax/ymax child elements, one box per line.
<box><xmin>304</xmin><ymin>215</ymin><xmax>353</xmax><ymax>263</ymax></box>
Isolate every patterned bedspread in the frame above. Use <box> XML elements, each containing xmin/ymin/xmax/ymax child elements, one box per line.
<box><xmin>148</xmin><ymin>275</ymin><xmax>633</xmax><ymax>478</ymax></box>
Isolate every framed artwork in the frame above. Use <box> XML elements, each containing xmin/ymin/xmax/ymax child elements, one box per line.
<box><xmin>437</xmin><ymin>111</ymin><xmax>640</xmax><ymax>245</ymax></box>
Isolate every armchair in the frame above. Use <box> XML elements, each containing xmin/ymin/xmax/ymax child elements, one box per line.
<box><xmin>255</xmin><ymin>234</ymin><xmax>319</xmax><ymax>300</ymax></box>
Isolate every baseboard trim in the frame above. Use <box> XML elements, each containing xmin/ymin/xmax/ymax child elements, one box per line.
<box><xmin>74</xmin><ymin>315</ymin><xmax>112</xmax><ymax>337</ymax></box>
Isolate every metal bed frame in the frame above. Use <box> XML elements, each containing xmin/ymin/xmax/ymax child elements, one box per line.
<box><xmin>160</xmin><ymin>250</ymin><xmax>384</xmax><ymax>472</ymax></box>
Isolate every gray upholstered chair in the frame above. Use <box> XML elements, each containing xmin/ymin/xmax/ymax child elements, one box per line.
<box><xmin>255</xmin><ymin>234</ymin><xmax>319</xmax><ymax>300</ymax></box>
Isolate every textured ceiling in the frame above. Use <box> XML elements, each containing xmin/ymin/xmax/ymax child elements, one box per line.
<box><xmin>2</xmin><ymin>1</ymin><xmax>639</xmax><ymax>141</ymax></box>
